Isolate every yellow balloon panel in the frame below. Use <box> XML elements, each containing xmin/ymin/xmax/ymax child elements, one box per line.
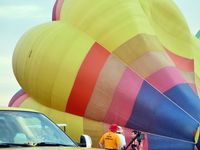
<box><xmin>13</xmin><ymin>21</ymin><xmax>95</xmax><ymax>111</ymax></box>
<box><xmin>13</xmin><ymin>23</ymin><xmax>52</xmax><ymax>88</ymax></box>
<box><xmin>58</xmin><ymin>0</ymin><xmax>200</xmax><ymax>93</ymax></box>
<box><xmin>60</xmin><ymin>0</ymin><xmax>155</xmax><ymax>51</ymax></box>
<box><xmin>141</xmin><ymin>0</ymin><xmax>195</xmax><ymax>58</ymax></box>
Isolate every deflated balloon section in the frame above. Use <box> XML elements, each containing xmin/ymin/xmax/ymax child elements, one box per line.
<box><xmin>10</xmin><ymin>0</ymin><xmax>200</xmax><ymax>149</ymax></box>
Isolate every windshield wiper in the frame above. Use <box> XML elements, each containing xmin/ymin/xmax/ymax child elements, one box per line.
<box><xmin>0</xmin><ymin>143</ymin><xmax>34</xmax><ymax>147</ymax></box>
<box><xmin>35</xmin><ymin>142</ymin><xmax>75</xmax><ymax>147</ymax></box>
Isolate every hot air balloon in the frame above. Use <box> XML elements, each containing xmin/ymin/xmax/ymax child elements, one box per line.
<box><xmin>9</xmin><ymin>0</ymin><xmax>200</xmax><ymax>149</ymax></box>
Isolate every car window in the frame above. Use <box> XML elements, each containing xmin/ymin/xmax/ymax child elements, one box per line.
<box><xmin>0</xmin><ymin>110</ymin><xmax>77</xmax><ymax>147</ymax></box>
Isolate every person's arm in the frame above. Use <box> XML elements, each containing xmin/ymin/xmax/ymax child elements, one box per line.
<box><xmin>99</xmin><ymin>143</ymin><xmax>104</xmax><ymax>148</ymax></box>
<box><xmin>122</xmin><ymin>135</ymin><xmax>126</xmax><ymax>146</ymax></box>
<box><xmin>117</xmin><ymin>143</ymin><xmax>122</xmax><ymax>150</ymax></box>
<box><xmin>99</xmin><ymin>134</ymin><xmax>104</xmax><ymax>149</ymax></box>
<box><xmin>136</xmin><ymin>141</ymin><xmax>140</xmax><ymax>150</ymax></box>
<box><xmin>194</xmin><ymin>145</ymin><xmax>198</xmax><ymax>150</ymax></box>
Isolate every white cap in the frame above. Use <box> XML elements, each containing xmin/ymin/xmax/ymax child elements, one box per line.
<box><xmin>117</xmin><ymin>126</ymin><xmax>123</xmax><ymax>133</ymax></box>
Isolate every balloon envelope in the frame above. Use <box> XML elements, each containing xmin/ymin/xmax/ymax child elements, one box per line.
<box><xmin>10</xmin><ymin>0</ymin><xmax>200</xmax><ymax>149</ymax></box>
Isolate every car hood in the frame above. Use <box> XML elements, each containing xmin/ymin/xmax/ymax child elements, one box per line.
<box><xmin>5</xmin><ymin>147</ymin><xmax>100</xmax><ymax>150</ymax></box>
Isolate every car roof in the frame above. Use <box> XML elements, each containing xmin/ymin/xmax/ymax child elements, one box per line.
<box><xmin>0</xmin><ymin>106</ymin><xmax>38</xmax><ymax>113</ymax></box>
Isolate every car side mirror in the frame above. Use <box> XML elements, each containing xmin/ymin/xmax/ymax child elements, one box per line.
<box><xmin>79</xmin><ymin>134</ymin><xmax>92</xmax><ymax>148</ymax></box>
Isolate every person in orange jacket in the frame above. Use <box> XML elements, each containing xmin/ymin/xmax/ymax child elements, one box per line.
<box><xmin>99</xmin><ymin>124</ymin><xmax>122</xmax><ymax>150</ymax></box>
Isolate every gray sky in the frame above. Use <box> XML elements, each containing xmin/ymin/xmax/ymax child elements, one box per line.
<box><xmin>0</xmin><ymin>0</ymin><xmax>200</xmax><ymax>106</ymax></box>
<box><xmin>174</xmin><ymin>0</ymin><xmax>200</xmax><ymax>35</ymax></box>
<box><xmin>0</xmin><ymin>0</ymin><xmax>56</xmax><ymax>106</ymax></box>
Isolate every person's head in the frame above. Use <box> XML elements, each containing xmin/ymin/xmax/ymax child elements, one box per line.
<box><xmin>132</xmin><ymin>130</ymin><xmax>139</xmax><ymax>135</ymax></box>
<box><xmin>109</xmin><ymin>124</ymin><xmax>118</xmax><ymax>132</ymax></box>
<box><xmin>117</xmin><ymin>126</ymin><xmax>123</xmax><ymax>134</ymax></box>
<box><xmin>131</xmin><ymin>130</ymin><xmax>139</xmax><ymax>138</ymax></box>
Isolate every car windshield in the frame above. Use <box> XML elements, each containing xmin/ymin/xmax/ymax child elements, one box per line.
<box><xmin>0</xmin><ymin>110</ymin><xmax>77</xmax><ymax>147</ymax></box>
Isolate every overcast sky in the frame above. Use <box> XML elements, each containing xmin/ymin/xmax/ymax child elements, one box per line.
<box><xmin>0</xmin><ymin>0</ymin><xmax>56</xmax><ymax>106</ymax></box>
<box><xmin>0</xmin><ymin>0</ymin><xmax>200</xmax><ymax>106</ymax></box>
